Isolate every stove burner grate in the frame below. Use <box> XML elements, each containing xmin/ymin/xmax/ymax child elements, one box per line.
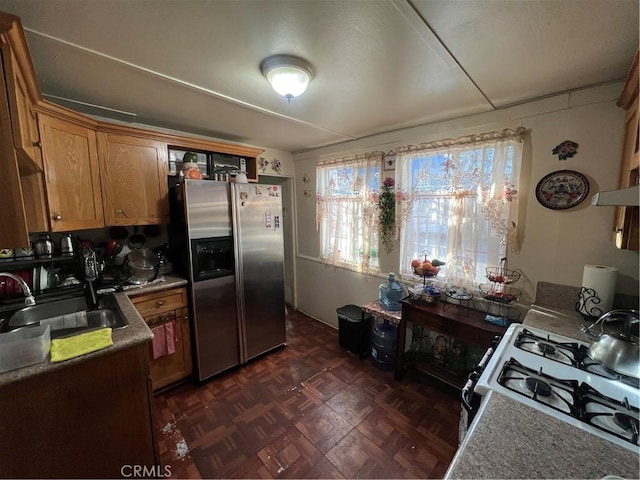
<box><xmin>498</xmin><ymin>358</ymin><xmax>579</xmax><ymax>416</ymax></box>
<box><xmin>514</xmin><ymin>329</ymin><xmax>581</xmax><ymax>366</ymax></box>
<box><xmin>613</xmin><ymin>413</ymin><xmax>639</xmax><ymax>434</ymax></box>
<box><xmin>579</xmin><ymin>383</ymin><xmax>640</xmax><ymax>446</ymax></box>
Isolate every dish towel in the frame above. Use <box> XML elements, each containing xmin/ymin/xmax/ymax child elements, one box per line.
<box><xmin>151</xmin><ymin>322</ymin><xmax>177</xmax><ymax>359</ymax></box>
<box><xmin>50</xmin><ymin>327</ymin><xmax>113</xmax><ymax>362</ymax></box>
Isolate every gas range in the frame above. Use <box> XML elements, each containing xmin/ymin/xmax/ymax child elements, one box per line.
<box><xmin>473</xmin><ymin>323</ymin><xmax>640</xmax><ymax>452</ymax></box>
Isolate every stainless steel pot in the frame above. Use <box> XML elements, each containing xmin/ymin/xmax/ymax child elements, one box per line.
<box><xmin>123</xmin><ymin>248</ymin><xmax>159</xmax><ymax>284</ymax></box>
<box><xmin>581</xmin><ymin>309</ymin><xmax>639</xmax><ymax>378</ymax></box>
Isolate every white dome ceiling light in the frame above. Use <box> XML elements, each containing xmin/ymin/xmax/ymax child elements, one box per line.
<box><xmin>260</xmin><ymin>55</ymin><xmax>314</xmax><ymax>103</ymax></box>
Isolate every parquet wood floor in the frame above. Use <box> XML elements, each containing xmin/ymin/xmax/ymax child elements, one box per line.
<box><xmin>154</xmin><ymin>309</ymin><xmax>461</xmax><ymax>479</ymax></box>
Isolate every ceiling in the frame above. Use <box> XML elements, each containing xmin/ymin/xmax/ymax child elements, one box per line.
<box><xmin>0</xmin><ymin>0</ymin><xmax>637</xmax><ymax>153</ymax></box>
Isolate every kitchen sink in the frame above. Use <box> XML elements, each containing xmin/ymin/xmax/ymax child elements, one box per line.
<box><xmin>0</xmin><ymin>293</ymin><xmax>129</xmax><ymax>335</ymax></box>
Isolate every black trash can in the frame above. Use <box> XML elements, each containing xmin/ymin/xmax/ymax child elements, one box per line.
<box><xmin>337</xmin><ymin>305</ymin><xmax>373</xmax><ymax>358</ymax></box>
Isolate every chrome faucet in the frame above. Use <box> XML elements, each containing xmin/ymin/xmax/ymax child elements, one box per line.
<box><xmin>0</xmin><ymin>272</ymin><xmax>36</xmax><ymax>306</ymax></box>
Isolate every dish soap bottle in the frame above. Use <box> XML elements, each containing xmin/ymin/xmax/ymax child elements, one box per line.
<box><xmin>379</xmin><ymin>273</ymin><xmax>405</xmax><ymax>311</ymax></box>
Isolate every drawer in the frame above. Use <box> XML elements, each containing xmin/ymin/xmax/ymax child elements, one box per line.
<box><xmin>144</xmin><ymin>309</ymin><xmax>178</xmax><ymax>327</ymax></box>
<box><xmin>130</xmin><ymin>287</ymin><xmax>187</xmax><ymax>316</ymax></box>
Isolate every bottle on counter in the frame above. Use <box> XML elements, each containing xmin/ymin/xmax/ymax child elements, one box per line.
<box><xmin>379</xmin><ymin>272</ymin><xmax>405</xmax><ymax>311</ymax></box>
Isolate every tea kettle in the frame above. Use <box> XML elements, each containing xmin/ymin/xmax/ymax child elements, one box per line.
<box><xmin>581</xmin><ymin>309</ymin><xmax>639</xmax><ymax>378</ymax></box>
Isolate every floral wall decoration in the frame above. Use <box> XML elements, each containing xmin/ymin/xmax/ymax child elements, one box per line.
<box><xmin>302</xmin><ymin>173</ymin><xmax>311</xmax><ymax>183</ymax></box>
<box><xmin>258</xmin><ymin>157</ymin><xmax>269</xmax><ymax>173</ymax></box>
<box><xmin>552</xmin><ymin>140</ymin><xmax>579</xmax><ymax>160</ymax></box>
<box><xmin>383</xmin><ymin>150</ymin><xmax>396</xmax><ymax>171</ymax></box>
<box><xmin>271</xmin><ymin>158</ymin><xmax>282</xmax><ymax>174</ymax></box>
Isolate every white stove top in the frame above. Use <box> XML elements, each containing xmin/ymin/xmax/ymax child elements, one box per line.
<box><xmin>476</xmin><ymin>323</ymin><xmax>640</xmax><ymax>452</ymax></box>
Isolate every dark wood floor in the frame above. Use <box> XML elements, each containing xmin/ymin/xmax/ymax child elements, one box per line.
<box><xmin>154</xmin><ymin>309</ymin><xmax>461</xmax><ymax>479</ymax></box>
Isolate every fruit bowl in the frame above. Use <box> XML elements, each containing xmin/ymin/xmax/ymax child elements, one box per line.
<box><xmin>412</xmin><ymin>266</ymin><xmax>439</xmax><ymax>278</ymax></box>
<box><xmin>478</xmin><ymin>284</ymin><xmax>522</xmax><ymax>304</ymax></box>
<box><xmin>410</xmin><ymin>256</ymin><xmax>444</xmax><ymax>279</ymax></box>
<box><xmin>485</xmin><ymin>267</ymin><xmax>521</xmax><ymax>284</ymax></box>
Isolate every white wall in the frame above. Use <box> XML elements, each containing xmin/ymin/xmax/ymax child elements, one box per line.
<box><xmin>292</xmin><ymin>82</ymin><xmax>639</xmax><ymax>328</ymax></box>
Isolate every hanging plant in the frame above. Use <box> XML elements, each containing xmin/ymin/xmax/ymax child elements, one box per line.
<box><xmin>377</xmin><ymin>177</ymin><xmax>396</xmax><ymax>253</ymax></box>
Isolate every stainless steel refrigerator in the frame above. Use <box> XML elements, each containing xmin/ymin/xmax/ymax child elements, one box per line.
<box><xmin>169</xmin><ymin>179</ymin><xmax>286</xmax><ymax>381</ymax></box>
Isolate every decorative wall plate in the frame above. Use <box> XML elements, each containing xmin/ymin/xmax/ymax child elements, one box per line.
<box><xmin>535</xmin><ymin>170</ymin><xmax>590</xmax><ymax>210</ymax></box>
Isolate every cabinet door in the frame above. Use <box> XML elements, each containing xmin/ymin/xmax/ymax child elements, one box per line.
<box><xmin>144</xmin><ymin>307</ymin><xmax>193</xmax><ymax>391</ymax></box>
<box><xmin>0</xmin><ymin>47</ymin><xmax>29</xmax><ymax>248</ymax></box>
<box><xmin>1</xmin><ymin>44</ymin><xmax>41</xmax><ymax>171</ymax></box>
<box><xmin>131</xmin><ymin>287</ymin><xmax>193</xmax><ymax>391</ymax></box>
<box><xmin>614</xmin><ymin>51</ymin><xmax>639</xmax><ymax>251</ymax></box>
<box><xmin>38</xmin><ymin>113</ymin><xmax>104</xmax><ymax>231</ymax></box>
<box><xmin>97</xmin><ymin>132</ymin><xmax>169</xmax><ymax>225</ymax></box>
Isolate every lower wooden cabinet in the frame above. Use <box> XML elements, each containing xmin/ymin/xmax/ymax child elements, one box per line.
<box><xmin>0</xmin><ymin>343</ymin><xmax>158</xmax><ymax>478</ymax></box>
<box><xmin>130</xmin><ymin>286</ymin><xmax>193</xmax><ymax>391</ymax></box>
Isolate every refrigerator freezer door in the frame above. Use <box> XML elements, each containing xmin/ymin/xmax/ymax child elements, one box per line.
<box><xmin>184</xmin><ymin>179</ymin><xmax>232</xmax><ymax>239</ymax></box>
<box><xmin>232</xmin><ymin>184</ymin><xmax>286</xmax><ymax>362</ymax></box>
<box><xmin>191</xmin><ymin>275</ymin><xmax>240</xmax><ymax>380</ymax></box>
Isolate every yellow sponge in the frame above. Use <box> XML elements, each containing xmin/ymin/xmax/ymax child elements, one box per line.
<box><xmin>50</xmin><ymin>328</ymin><xmax>113</xmax><ymax>363</ymax></box>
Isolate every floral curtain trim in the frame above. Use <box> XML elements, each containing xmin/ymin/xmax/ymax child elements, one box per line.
<box><xmin>395</xmin><ymin>127</ymin><xmax>527</xmax><ymax>154</ymax></box>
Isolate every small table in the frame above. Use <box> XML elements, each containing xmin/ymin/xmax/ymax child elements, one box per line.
<box><xmin>362</xmin><ymin>300</ymin><xmax>402</xmax><ymax>324</ymax></box>
<box><xmin>396</xmin><ymin>298</ymin><xmax>506</xmax><ymax>388</ymax></box>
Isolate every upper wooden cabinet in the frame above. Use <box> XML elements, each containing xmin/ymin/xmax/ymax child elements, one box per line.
<box><xmin>0</xmin><ymin>13</ymin><xmax>46</xmax><ymax>247</ymax></box>
<box><xmin>0</xmin><ymin>48</ymin><xmax>29</xmax><ymax>248</ymax></box>
<box><xmin>1</xmin><ymin>43</ymin><xmax>41</xmax><ymax>171</ymax></box>
<box><xmin>97</xmin><ymin>132</ymin><xmax>169</xmax><ymax>226</ymax></box>
<box><xmin>38</xmin><ymin>112</ymin><xmax>105</xmax><ymax>231</ymax></box>
<box><xmin>614</xmin><ymin>50</ymin><xmax>639</xmax><ymax>251</ymax></box>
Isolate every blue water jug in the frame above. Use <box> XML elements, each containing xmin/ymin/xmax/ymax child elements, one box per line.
<box><xmin>378</xmin><ymin>273</ymin><xmax>405</xmax><ymax>311</ymax></box>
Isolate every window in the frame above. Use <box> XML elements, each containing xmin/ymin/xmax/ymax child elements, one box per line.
<box><xmin>316</xmin><ymin>152</ymin><xmax>382</xmax><ymax>274</ymax></box>
<box><xmin>396</xmin><ymin>129</ymin><xmax>524</xmax><ymax>290</ymax></box>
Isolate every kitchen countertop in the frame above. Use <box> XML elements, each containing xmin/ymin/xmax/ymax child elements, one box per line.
<box><xmin>445</xmin><ymin>390</ymin><xmax>640</xmax><ymax>479</ymax></box>
<box><xmin>522</xmin><ymin>304</ymin><xmax>594</xmax><ymax>341</ymax></box>
<box><xmin>0</xmin><ymin>274</ymin><xmax>187</xmax><ymax>387</ymax></box>
<box><xmin>444</xmin><ymin>305</ymin><xmax>640</xmax><ymax>480</ymax></box>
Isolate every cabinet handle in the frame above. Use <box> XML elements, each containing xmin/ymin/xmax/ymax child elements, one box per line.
<box><xmin>32</xmin><ymin>140</ymin><xmax>41</xmax><ymax>148</ymax></box>
<box><xmin>52</xmin><ymin>214</ymin><xmax>62</xmax><ymax>221</ymax></box>
<box><xmin>115</xmin><ymin>209</ymin><xmax>128</xmax><ymax>217</ymax></box>
<box><xmin>156</xmin><ymin>300</ymin><xmax>164</xmax><ymax>307</ymax></box>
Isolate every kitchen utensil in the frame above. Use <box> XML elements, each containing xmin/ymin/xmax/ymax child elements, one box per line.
<box><xmin>14</xmin><ymin>243</ymin><xmax>34</xmax><ymax>260</ymax></box>
<box><xmin>128</xmin><ymin>227</ymin><xmax>146</xmax><ymax>249</ymax></box>
<box><xmin>39</xmin><ymin>265</ymin><xmax>49</xmax><ymax>291</ymax></box>
<box><xmin>124</xmin><ymin>248</ymin><xmax>159</xmax><ymax>284</ymax></box>
<box><xmin>582</xmin><ymin>309</ymin><xmax>640</xmax><ymax>378</ymax></box>
<box><xmin>106</xmin><ymin>239</ymin><xmax>118</xmax><ymax>259</ymax></box>
<box><xmin>60</xmin><ymin>234</ymin><xmax>74</xmax><ymax>257</ymax></box>
<box><xmin>0</xmin><ymin>248</ymin><xmax>14</xmax><ymax>262</ymax></box>
<box><xmin>34</xmin><ymin>234</ymin><xmax>53</xmax><ymax>258</ymax></box>
<box><xmin>153</xmin><ymin>243</ymin><xmax>173</xmax><ymax>274</ymax></box>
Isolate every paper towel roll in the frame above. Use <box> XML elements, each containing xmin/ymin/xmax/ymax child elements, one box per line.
<box><xmin>578</xmin><ymin>265</ymin><xmax>618</xmax><ymax>317</ymax></box>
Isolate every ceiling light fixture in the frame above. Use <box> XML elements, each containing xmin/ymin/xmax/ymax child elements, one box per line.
<box><xmin>260</xmin><ymin>54</ymin><xmax>314</xmax><ymax>103</ymax></box>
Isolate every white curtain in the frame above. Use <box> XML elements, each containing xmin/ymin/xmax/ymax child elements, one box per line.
<box><xmin>395</xmin><ymin>128</ymin><xmax>525</xmax><ymax>288</ymax></box>
<box><xmin>316</xmin><ymin>152</ymin><xmax>383</xmax><ymax>274</ymax></box>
